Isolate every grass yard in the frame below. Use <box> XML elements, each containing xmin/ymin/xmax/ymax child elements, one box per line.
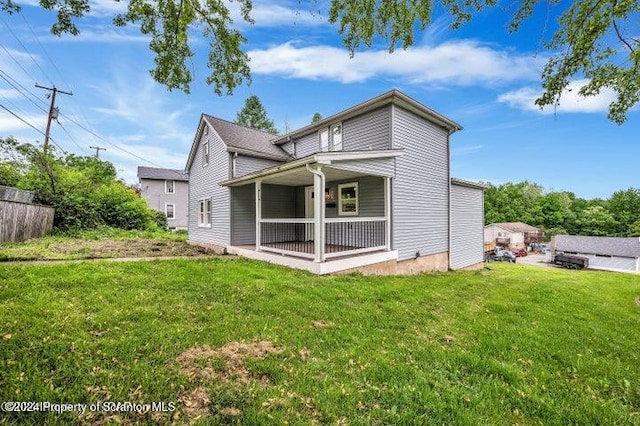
<box><xmin>0</xmin><ymin>228</ymin><xmax>209</xmax><ymax>261</ymax></box>
<box><xmin>0</xmin><ymin>259</ymin><xmax>639</xmax><ymax>425</ymax></box>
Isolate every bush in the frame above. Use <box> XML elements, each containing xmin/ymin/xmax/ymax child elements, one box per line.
<box><xmin>94</xmin><ymin>183</ymin><xmax>154</xmax><ymax>231</ymax></box>
<box><xmin>149</xmin><ymin>209</ymin><xmax>168</xmax><ymax>230</ymax></box>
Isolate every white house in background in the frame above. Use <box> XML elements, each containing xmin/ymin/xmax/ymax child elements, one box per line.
<box><xmin>137</xmin><ymin>166</ymin><xmax>189</xmax><ymax>230</ymax></box>
<box><xmin>551</xmin><ymin>235</ymin><xmax>640</xmax><ymax>274</ymax></box>
<box><xmin>484</xmin><ymin>222</ymin><xmax>543</xmax><ymax>250</ymax></box>
<box><xmin>185</xmin><ymin>89</ymin><xmax>486</xmax><ymax>275</ymax></box>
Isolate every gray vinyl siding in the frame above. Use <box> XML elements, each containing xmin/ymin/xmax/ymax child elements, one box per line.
<box><xmin>187</xmin><ymin>129</ymin><xmax>230</xmax><ymax>246</ymax></box>
<box><xmin>342</xmin><ymin>106</ymin><xmax>391</xmax><ymax>151</ymax></box>
<box><xmin>262</xmin><ymin>184</ymin><xmax>297</xmax><ymax>218</ymax></box>
<box><xmin>230</xmin><ymin>184</ymin><xmax>255</xmax><ymax>245</ymax></box>
<box><xmin>325</xmin><ymin>176</ymin><xmax>384</xmax><ymax>218</ymax></box>
<box><xmin>450</xmin><ymin>184</ymin><xmax>484</xmax><ymax>270</ymax></box>
<box><xmin>140</xmin><ymin>178</ymin><xmax>189</xmax><ymax>229</ymax></box>
<box><xmin>327</xmin><ymin>158</ymin><xmax>396</xmax><ymax>178</ymax></box>
<box><xmin>287</xmin><ymin>107</ymin><xmax>392</xmax><ymax>159</ymax></box>
<box><xmin>234</xmin><ymin>155</ymin><xmax>282</xmax><ymax>178</ymax></box>
<box><xmin>280</xmin><ymin>141</ymin><xmax>295</xmax><ymax>157</ymax></box>
<box><xmin>392</xmin><ymin>105</ymin><xmax>450</xmax><ymax>261</ymax></box>
<box><xmin>294</xmin><ymin>133</ymin><xmax>318</xmax><ymax>158</ymax></box>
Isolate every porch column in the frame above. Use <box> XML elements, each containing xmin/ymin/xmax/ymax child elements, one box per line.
<box><xmin>309</xmin><ymin>166</ymin><xmax>325</xmax><ymax>263</ymax></box>
<box><xmin>255</xmin><ymin>180</ymin><xmax>262</xmax><ymax>251</ymax></box>
<box><xmin>384</xmin><ymin>176</ymin><xmax>391</xmax><ymax>251</ymax></box>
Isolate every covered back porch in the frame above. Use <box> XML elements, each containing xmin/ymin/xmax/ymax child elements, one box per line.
<box><xmin>223</xmin><ymin>151</ymin><xmax>401</xmax><ymax>270</ymax></box>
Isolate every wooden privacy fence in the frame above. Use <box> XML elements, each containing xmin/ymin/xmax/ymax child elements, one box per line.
<box><xmin>0</xmin><ymin>200</ymin><xmax>54</xmax><ymax>243</ymax></box>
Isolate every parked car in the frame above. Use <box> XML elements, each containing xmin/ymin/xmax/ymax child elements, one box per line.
<box><xmin>487</xmin><ymin>248</ymin><xmax>516</xmax><ymax>263</ymax></box>
<box><xmin>512</xmin><ymin>249</ymin><xmax>528</xmax><ymax>257</ymax></box>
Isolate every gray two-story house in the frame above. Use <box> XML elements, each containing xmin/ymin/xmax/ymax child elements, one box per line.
<box><xmin>137</xmin><ymin>167</ymin><xmax>189</xmax><ymax>230</ymax></box>
<box><xmin>185</xmin><ymin>90</ymin><xmax>485</xmax><ymax>274</ymax></box>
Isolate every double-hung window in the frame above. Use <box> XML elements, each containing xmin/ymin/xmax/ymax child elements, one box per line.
<box><xmin>198</xmin><ymin>198</ymin><xmax>211</xmax><ymax>227</ymax></box>
<box><xmin>165</xmin><ymin>180</ymin><xmax>175</xmax><ymax>194</ymax></box>
<box><xmin>202</xmin><ymin>142</ymin><xmax>210</xmax><ymax>166</ymax></box>
<box><xmin>165</xmin><ymin>204</ymin><xmax>175</xmax><ymax>219</ymax></box>
<box><xmin>319</xmin><ymin>123</ymin><xmax>343</xmax><ymax>152</ymax></box>
<box><xmin>338</xmin><ymin>182</ymin><xmax>358</xmax><ymax>216</ymax></box>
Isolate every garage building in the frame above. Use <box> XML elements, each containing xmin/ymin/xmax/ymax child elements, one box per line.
<box><xmin>551</xmin><ymin>235</ymin><xmax>640</xmax><ymax>274</ymax></box>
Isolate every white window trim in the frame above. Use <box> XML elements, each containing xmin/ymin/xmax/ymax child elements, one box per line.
<box><xmin>318</xmin><ymin>122</ymin><xmax>343</xmax><ymax>152</ymax></box>
<box><xmin>319</xmin><ymin>128</ymin><xmax>329</xmax><ymax>152</ymax></box>
<box><xmin>165</xmin><ymin>203</ymin><xmax>175</xmax><ymax>219</ymax></box>
<box><xmin>198</xmin><ymin>198</ymin><xmax>212</xmax><ymax>227</ymax></box>
<box><xmin>338</xmin><ymin>182</ymin><xmax>358</xmax><ymax>216</ymax></box>
<box><xmin>331</xmin><ymin>123</ymin><xmax>343</xmax><ymax>151</ymax></box>
<box><xmin>165</xmin><ymin>180</ymin><xmax>175</xmax><ymax>194</ymax></box>
<box><xmin>202</xmin><ymin>141</ymin><xmax>210</xmax><ymax>167</ymax></box>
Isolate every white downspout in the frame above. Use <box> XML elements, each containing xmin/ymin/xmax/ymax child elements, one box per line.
<box><xmin>306</xmin><ymin>164</ymin><xmax>325</xmax><ymax>263</ymax></box>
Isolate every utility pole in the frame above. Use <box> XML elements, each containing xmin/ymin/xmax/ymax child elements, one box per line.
<box><xmin>35</xmin><ymin>84</ymin><xmax>72</xmax><ymax>153</ymax></box>
<box><xmin>89</xmin><ymin>145</ymin><xmax>106</xmax><ymax>158</ymax></box>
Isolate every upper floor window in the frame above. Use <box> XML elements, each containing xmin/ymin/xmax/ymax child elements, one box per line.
<box><xmin>319</xmin><ymin>123</ymin><xmax>343</xmax><ymax>152</ymax></box>
<box><xmin>202</xmin><ymin>141</ymin><xmax>210</xmax><ymax>166</ymax></box>
<box><xmin>165</xmin><ymin>180</ymin><xmax>175</xmax><ymax>194</ymax></box>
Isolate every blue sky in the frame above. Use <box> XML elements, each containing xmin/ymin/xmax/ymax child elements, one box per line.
<box><xmin>0</xmin><ymin>0</ymin><xmax>638</xmax><ymax>199</ymax></box>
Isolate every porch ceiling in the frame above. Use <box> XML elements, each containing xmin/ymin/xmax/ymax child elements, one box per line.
<box><xmin>259</xmin><ymin>166</ymin><xmax>368</xmax><ymax>186</ymax></box>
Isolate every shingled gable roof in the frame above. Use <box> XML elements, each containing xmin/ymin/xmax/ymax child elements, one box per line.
<box><xmin>185</xmin><ymin>115</ymin><xmax>291</xmax><ymax>170</ymax></box>
<box><xmin>137</xmin><ymin>166</ymin><xmax>188</xmax><ymax>181</ymax></box>
<box><xmin>554</xmin><ymin>235</ymin><xmax>640</xmax><ymax>258</ymax></box>
<box><xmin>271</xmin><ymin>89</ymin><xmax>462</xmax><ymax>145</ymax></box>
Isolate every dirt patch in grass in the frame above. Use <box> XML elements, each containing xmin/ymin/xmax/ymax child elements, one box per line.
<box><xmin>178</xmin><ymin>387</ymin><xmax>211</xmax><ymax>418</ymax></box>
<box><xmin>312</xmin><ymin>320</ymin><xmax>333</xmax><ymax>328</ymax></box>
<box><xmin>48</xmin><ymin>239</ymin><xmax>210</xmax><ymax>259</ymax></box>
<box><xmin>176</xmin><ymin>340</ymin><xmax>282</xmax><ymax>383</ymax></box>
<box><xmin>635</xmin><ymin>296</ymin><xmax>640</xmax><ymax>306</ymax></box>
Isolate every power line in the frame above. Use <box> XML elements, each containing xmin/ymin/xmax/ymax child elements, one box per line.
<box><xmin>0</xmin><ymin>69</ymin><xmax>49</xmax><ymax>113</ymax></box>
<box><xmin>58</xmin><ymin>111</ymin><xmax>166</xmax><ymax>168</ymax></box>
<box><xmin>0</xmin><ymin>14</ymin><xmax>54</xmax><ymax>86</ymax></box>
<box><xmin>57</xmin><ymin>121</ymin><xmax>88</xmax><ymax>154</ymax></box>
<box><xmin>0</xmin><ymin>102</ymin><xmax>66</xmax><ymax>153</ymax></box>
<box><xmin>18</xmin><ymin>11</ymin><xmax>66</xmax><ymax>88</ymax></box>
<box><xmin>0</xmin><ymin>41</ymin><xmax>39</xmax><ymax>84</ymax></box>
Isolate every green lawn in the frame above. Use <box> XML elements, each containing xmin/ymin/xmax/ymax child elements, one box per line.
<box><xmin>0</xmin><ymin>259</ymin><xmax>639</xmax><ymax>425</ymax></box>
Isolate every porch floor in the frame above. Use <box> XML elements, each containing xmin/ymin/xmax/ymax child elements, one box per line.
<box><xmin>227</xmin><ymin>244</ymin><xmax>399</xmax><ymax>275</ymax></box>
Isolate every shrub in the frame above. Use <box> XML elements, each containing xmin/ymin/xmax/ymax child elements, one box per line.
<box><xmin>94</xmin><ymin>183</ymin><xmax>153</xmax><ymax>231</ymax></box>
<box><xmin>149</xmin><ymin>209</ymin><xmax>168</xmax><ymax>230</ymax></box>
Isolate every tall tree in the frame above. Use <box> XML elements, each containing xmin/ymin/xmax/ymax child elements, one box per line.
<box><xmin>311</xmin><ymin>113</ymin><xmax>322</xmax><ymax>123</ymax></box>
<box><xmin>235</xmin><ymin>96</ymin><xmax>278</xmax><ymax>134</ymax></box>
<box><xmin>4</xmin><ymin>0</ymin><xmax>638</xmax><ymax>122</ymax></box>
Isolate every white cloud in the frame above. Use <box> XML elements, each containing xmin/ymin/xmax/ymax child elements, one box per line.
<box><xmin>18</xmin><ymin>0</ymin><xmax>127</xmax><ymax>16</ymax></box>
<box><xmin>0</xmin><ymin>89</ymin><xmax>21</xmax><ymax>99</ymax></box>
<box><xmin>452</xmin><ymin>144</ymin><xmax>483</xmax><ymax>155</ymax></box>
<box><xmin>228</xmin><ymin>0</ymin><xmax>326</xmax><ymax>28</ymax></box>
<box><xmin>248</xmin><ymin>40</ymin><xmax>544</xmax><ymax>86</ymax></box>
<box><xmin>0</xmin><ymin>113</ymin><xmax>47</xmax><ymax>133</ymax></box>
<box><xmin>498</xmin><ymin>79</ymin><xmax>617</xmax><ymax>114</ymax></box>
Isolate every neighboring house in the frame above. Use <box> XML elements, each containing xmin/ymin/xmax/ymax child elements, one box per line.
<box><xmin>484</xmin><ymin>222</ymin><xmax>543</xmax><ymax>250</ymax></box>
<box><xmin>137</xmin><ymin>167</ymin><xmax>189</xmax><ymax>230</ymax></box>
<box><xmin>551</xmin><ymin>235</ymin><xmax>640</xmax><ymax>274</ymax></box>
<box><xmin>185</xmin><ymin>90</ymin><xmax>486</xmax><ymax>275</ymax></box>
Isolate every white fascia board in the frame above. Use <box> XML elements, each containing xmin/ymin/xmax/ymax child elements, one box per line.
<box><xmin>220</xmin><ymin>150</ymin><xmax>404</xmax><ymax>186</ymax></box>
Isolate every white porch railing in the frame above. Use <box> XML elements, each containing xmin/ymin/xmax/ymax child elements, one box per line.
<box><xmin>258</xmin><ymin>217</ymin><xmax>387</xmax><ymax>261</ymax></box>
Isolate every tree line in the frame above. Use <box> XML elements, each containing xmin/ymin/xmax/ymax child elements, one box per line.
<box><xmin>484</xmin><ymin>181</ymin><xmax>640</xmax><ymax>240</ymax></box>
